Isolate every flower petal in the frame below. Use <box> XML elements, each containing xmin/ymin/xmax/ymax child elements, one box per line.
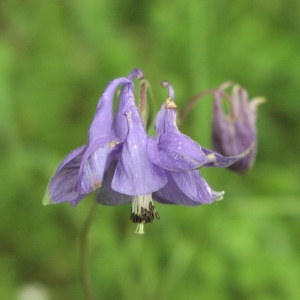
<box><xmin>155</xmin><ymin>103</ymin><xmax>179</xmax><ymax>136</ymax></box>
<box><xmin>147</xmin><ymin>132</ymin><xmax>207</xmax><ymax>171</ymax></box>
<box><xmin>113</xmin><ymin>69</ymin><xmax>144</xmax><ymax>141</ymax></box>
<box><xmin>212</xmin><ymin>85</ymin><xmax>264</xmax><ymax>174</ymax></box>
<box><xmin>75</xmin><ymin>137</ymin><xmax>122</xmax><ymax>194</ymax></box>
<box><xmin>113</xmin><ymin>84</ymin><xmax>130</xmax><ymax>141</ymax></box>
<box><xmin>43</xmin><ymin>146</ymin><xmax>87</xmax><ymax>205</ymax></box>
<box><xmin>212</xmin><ymin>91</ymin><xmax>232</xmax><ymax>147</ymax></box>
<box><xmin>152</xmin><ymin>98</ymin><xmax>214</xmax><ymax>171</ymax></box>
<box><xmin>171</xmin><ymin>169</ymin><xmax>224</xmax><ymax>204</ymax></box>
<box><xmin>96</xmin><ymin>159</ymin><xmax>132</xmax><ymax>206</ymax></box>
<box><xmin>201</xmin><ymin>144</ymin><xmax>254</xmax><ymax>168</ymax></box>
<box><xmin>153</xmin><ymin>172</ymin><xmax>201</xmax><ymax>206</ymax></box>
<box><xmin>112</xmin><ymin>97</ymin><xmax>167</xmax><ymax>195</ymax></box>
<box><xmin>154</xmin><ymin>103</ymin><xmax>167</xmax><ymax>136</ymax></box>
<box><xmin>87</xmin><ymin>77</ymin><xmax>129</xmax><ymax>143</ymax></box>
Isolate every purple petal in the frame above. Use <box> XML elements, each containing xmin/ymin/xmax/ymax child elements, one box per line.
<box><xmin>153</xmin><ymin>172</ymin><xmax>201</xmax><ymax>206</ymax></box>
<box><xmin>154</xmin><ymin>103</ymin><xmax>167</xmax><ymax>136</ymax></box>
<box><xmin>70</xmin><ymin>197</ymin><xmax>86</xmax><ymax>207</ymax></box>
<box><xmin>127</xmin><ymin>68</ymin><xmax>144</xmax><ymax>81</ymax></box>
<box><xmin>44</xmin><ymin>146</ymin><xmax>87</xmax><ymax>204</ymax></box>
<box><xmin>112</xmin><ymin>101</ymin><xmax>167</xmax><ymax>195</ymax></box>
<box><xmin>75</xmin><ymin>137</ymin><xmax>122</xmax><ymax>194</ymax></box>
<box><xmin>212</xmin><ymin>93</ymin><xmax>231</xmax><ymax>151</ymax></box>
<box><xmin>113</xmin><ymin>84</ymin><xmax>130</xmax><ymax>141</ymax></box>
<box><xmin>201</xmin><ymin>145</ymin><xmax>254</xmax><ymax>168</ymax></box>
<box><xmin>171</xmin><ymin>170</ymin><xmax>224</xmax><ymax>204</ymax></box>
<box><xmin>212</xmin><ymin>87</ymin><xmax>264</xmax><ymax>174</ymax></box>
<box><xmin>113</xmin><ymin>70</ymin><xmax>144</xmax><ymax>140</ymax></box>
<box><xmin>147</xmin><ymin>133</ymin><xmax>207</xmax><ymax>171</ymax></box>
<box><xmin>88</xmin><ymin>77</ymin><xmax>129</xmax><ymax>143</ymax></box>
<box><xmin>155</xmin><ymin>104</ymin><xmax>179</xmax><ymax>136</ymax></box>
<box><xmin>96</xmin><ymin>159</ymin><xmax>132</xmax><ymax>206</ymax></box>
<box><xmin>212</xmin><ymin>92</ymin><xmax>253</xmax><ymax>156</ymax></box>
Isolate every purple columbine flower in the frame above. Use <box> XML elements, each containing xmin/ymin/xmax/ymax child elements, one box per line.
<box><xmin>43</xmin><ymin>71</ymin><xmax>254</xmax><ymax>234</ymax></box>
<box><xmin>43</xmin><ymin>69</ymin><xmax>144</xmax><ymax>207</ymax></box>
<box><xmin>212</xmin><ymin>83</ymin><xmax>265</xmax><ymax>174</ymax></box>
<box><xmin>147</xmin><ymin>81</ymin><xmax>252</xmax><ymax>206</ymax></box>
<box><xmin>44</xmin><ymin>68</ymin><xmax>168</xmax><ymax>234</ymax></box>
<box><xmin>95</xmin><ymin>76</ymin><xmax>168</xmax><ymax>234</ymax></box>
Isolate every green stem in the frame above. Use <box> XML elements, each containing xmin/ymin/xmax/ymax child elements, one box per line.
<box><xmin>80</xmin><ymin>200</ymin><xmax>98</xmax><ymax>300</ymax></box>
<box><xmin>178</xmin><ymin>89</ymin><xmax>216</xmax><ymax>123</ymax></box>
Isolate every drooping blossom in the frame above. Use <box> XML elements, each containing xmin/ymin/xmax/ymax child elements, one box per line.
<box><xmin>96</xmin><ymin>74</ymin><xmax>168</xmax><ymax>234</ymax></box>
<box><xmin>43</xmin><ymin>71</ymin><xmax>253</xmax><ymax>234</ymax></box>
<box><xmin>147</xmin><ymin>81</ymin><xmax>252</xmax><ymax>206</ymax></box>
<box><xmin>212</xmin><ymin>83</ymin><xmax>264</xmax><ymax>174</ymax></box>
<box><xmin>43</xmin><ymin>69</ymin><xmax>143</xmax><ymax>206</ymax></box>
<box><xmin>44</xmin><ymin>69</ymin><xmax>168</xmax><ymax>234</ymax></box>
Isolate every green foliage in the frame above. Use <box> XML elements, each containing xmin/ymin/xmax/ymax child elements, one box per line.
<box><xmin>0</xmin><ymin>0</ymin><xmax>299</xmax><ymax>299</ymax></box>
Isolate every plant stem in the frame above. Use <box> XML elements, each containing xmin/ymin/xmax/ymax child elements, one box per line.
<box><xmin>178</xmin><ymin>89</ymin><xmax>216</xmax><ymax>123</ymax></box>
<box><xmin>80</xmin><ymin>200</ymin><xmax>98</xmax><ymax>300</ymax></box>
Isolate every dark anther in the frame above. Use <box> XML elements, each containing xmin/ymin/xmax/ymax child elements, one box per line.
<box><xmin>135</xmin><ymin>215</ymin><xmax>140</xmax><ymax>223</ymax></box>
<box><xmin>130</xmin><ymin>200</ymin><xmax>161</xmax><ymax>225</ymax></box>
<box><xmin>155</xmin><ymin>211</ymin><xmax>160</xmax><ymax>220</ymax></box>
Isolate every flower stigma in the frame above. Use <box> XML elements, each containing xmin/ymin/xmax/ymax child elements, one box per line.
<box><xmin>130</xmin><ymin>194</ymin><xmax>160</xmax><ymax>234</ymax></box>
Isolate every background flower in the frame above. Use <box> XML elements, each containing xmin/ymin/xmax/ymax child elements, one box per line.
<box><xmin>212</xmin><ymin>84</ymin><xmax>264</xmax><ymax>174</ymax></box>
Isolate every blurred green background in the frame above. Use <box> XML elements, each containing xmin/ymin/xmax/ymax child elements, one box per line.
<box><xmin>1</xmin><ymin>0</ymin><xmax>300</xmax><ymax>299</ymax></box>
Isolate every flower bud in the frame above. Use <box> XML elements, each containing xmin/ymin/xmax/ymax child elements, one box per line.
<box><xmin>212</xmin><ymin>83</ymin><xmax>265</xmax><ymax>174</ymax></box>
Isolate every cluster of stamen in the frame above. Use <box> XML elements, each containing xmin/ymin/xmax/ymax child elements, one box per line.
<box><xmin>130</xmin><ymin>195</ymin><xmax>160</xmax><ymax>234</ymax></box>
<box><xmin>130</xmin><ymin>201</ymin><xmax>160</xmax><ymax>224</ymax></box>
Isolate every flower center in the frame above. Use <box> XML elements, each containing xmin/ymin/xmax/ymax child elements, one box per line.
<box><xmin>130</xmin><ymin>194</ymin><xmax>160</xmax><ymax>234</ymax></box>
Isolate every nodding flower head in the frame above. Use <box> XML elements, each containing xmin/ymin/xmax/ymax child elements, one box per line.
<box><xmin>212</xmin><ymin>83</ymin><xmax>265</xmax><ymax>174</ymax></box>
<box><xmin>147</xmin><ymin>80</ymin><xmax>252</xmax><ymax>207</ymax></box>
<box><xmin>43</xmin><ymin>71</ymin><xmax>259</xmax><ymax>234</ymax></box>
<box><xmin>43</xmin><ymin>69</ymin><xmax>145</xmax><ymax>207</ymax></box>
